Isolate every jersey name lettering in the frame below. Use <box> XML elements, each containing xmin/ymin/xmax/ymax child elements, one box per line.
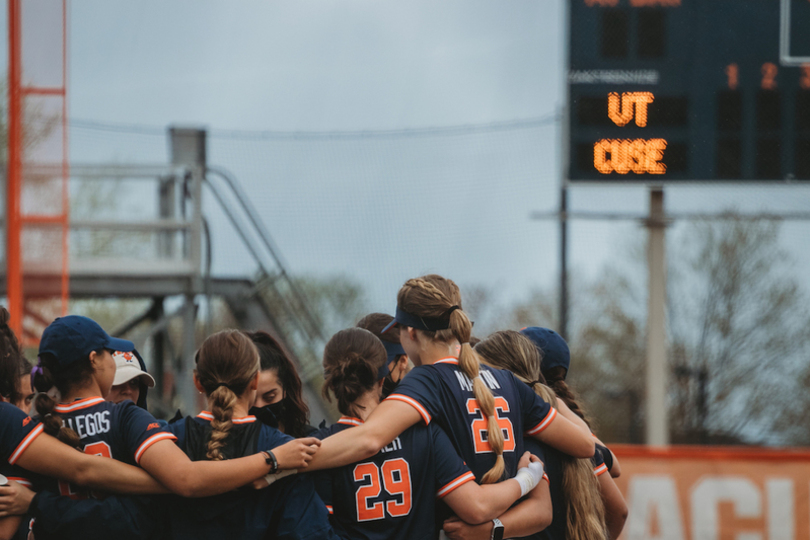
<box><xmin>380</xmin><ymin>437</ymin><xmax>402</xmax><ymax>454</ymax></box>
<box><xmin>454</xmin><ymin>370</ymin><xmax>501</xmax><ymax>392</ymax></box>
<box><xmin>64</xmin><ymin>411</ymin><xmax>111</xmax><ymax>438</ymax></box>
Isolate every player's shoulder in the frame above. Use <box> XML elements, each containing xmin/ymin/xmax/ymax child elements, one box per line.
<box><xmin>0</xmin><ymin>400</ymin><xmax>29</xmax><ymax>423</ymax></box>
<box><xmin>313</xmin><ymin>420</ymin><xmax>354</xmax><ymax>440</ymax></box>
<box><xmin>0</xmin><ymin>401</ymin><xmax>37</xmax><ymax>442</ymax></box>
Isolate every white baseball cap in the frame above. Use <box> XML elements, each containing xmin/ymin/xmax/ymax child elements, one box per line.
<box><xmin>112</xmin><ymin>351</ymin><xmax>155</xmax><ymax>388</ymax></box>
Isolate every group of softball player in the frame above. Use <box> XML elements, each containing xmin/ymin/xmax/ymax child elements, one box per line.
<box><xmin>0</xmin><ymin>273</ymin><xmax>627</xmax><ymax>540</ymax></box>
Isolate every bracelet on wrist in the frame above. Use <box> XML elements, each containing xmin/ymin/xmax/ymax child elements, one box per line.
<box><xmin>261</xmin><ymin>450</ymin><xmax>279</xmax><ymax>474</ymax></box>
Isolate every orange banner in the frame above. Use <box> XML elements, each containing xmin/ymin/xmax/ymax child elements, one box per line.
<box><xmin>611</xmin><ymin>445</ymin><xmax>810</xmax><ymax>540</ymax></box>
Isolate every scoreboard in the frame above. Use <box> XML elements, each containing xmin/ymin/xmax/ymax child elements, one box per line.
<box><xmin>568</xmin><ymin>0</ymin><xmax>810</xmax><ymax>182</ymax></box>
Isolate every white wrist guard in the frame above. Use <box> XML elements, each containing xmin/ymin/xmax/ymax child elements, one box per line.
<box><xmin>513</xmin><ymin>461</ymin><xmax>544</xmax><ymax>497</ymax></box>
<box><xmin>263</xmin><ymin>468</ymin><xmax>297</xmax><ymax>486</ymax></box>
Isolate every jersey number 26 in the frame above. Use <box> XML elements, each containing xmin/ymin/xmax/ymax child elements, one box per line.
<box><xmin>353</xmin><ymin>458</ymin><xmax>412</xmax><ymax>522</ymax></box>
<box><xmin>467</xmin><ymin>397</ymin><xmax>516</xmax><ymax>454</ymax></box>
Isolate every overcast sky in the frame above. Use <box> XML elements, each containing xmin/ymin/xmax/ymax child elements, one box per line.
<box><xmin>4</xmin><ymin>1</ymin><xmax>810</xmax><ymax>320</ymax></box>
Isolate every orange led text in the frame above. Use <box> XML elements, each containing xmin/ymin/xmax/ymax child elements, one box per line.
<box><xmin>593</xmin><ymin>139</ymin><xmax>667</xmax><ymax>175</ymax></box>
<box><xmin>608</xmin><ymin>92</ymin><xmax>654</xmax><ymax>127</ymax></box>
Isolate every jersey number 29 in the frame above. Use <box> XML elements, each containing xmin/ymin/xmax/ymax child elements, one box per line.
<box><xmin>353</xmin><ymin>458</ymin><xmax>412</xmax><ymax>522</ymax></box>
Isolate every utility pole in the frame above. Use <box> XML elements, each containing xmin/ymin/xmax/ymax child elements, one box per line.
<box><xmin>645</xmin><ymin>187</ymin><xmax>668</xmax><ymax>445</ymax></box>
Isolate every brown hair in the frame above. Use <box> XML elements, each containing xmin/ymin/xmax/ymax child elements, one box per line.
<box><xmin>322</xmin><ymin>328</ymin><xmax>386</xmax><ymax>418</ymax></box>
<box><xmin>356</xmin><ymin>313</ymin><xmax>400</xmax><ymax>345</ymax></box>
<box><xmin>476</xmin><ymin>330</ymin><xmax>607</xmax><ymax>540</ymax></box>
<box><xmin>31</xmin><ymin>335</ymin><xmax>98</xmax><ymax>450</ymax></box>
<box><xmin>195</xmin><ymin>330</ymin><xmax>260</xmax><ymax>461</ymax></box>
<box><xmin>397</xmin><ymin>274</ymin><xmax>505</xmax><ymax>484</ymax></box>
<box><xmin>543</xmin><ymin>366</ymin><xmax>592</xmax><ymax>429</ymax></box>
<box><xmin>0</xmin><ymin>307</ymin><xmax>29</xmax><ymax>405</ymax></box>
<box><xmin>244</xmin><ymin>331</ymin><xmax>311</xmax><ymax>438</ymax></box>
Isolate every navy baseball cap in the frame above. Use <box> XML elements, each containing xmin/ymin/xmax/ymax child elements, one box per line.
<box><xmin>519</xmin><ymin>327</ymin><xmax>570</xmax><ymax>376</ymax></box>
<box><xmin>40</xmin><ymin>316</ymin><xmax>135</xmax><ymax>367</ymax></box>
<box><xmin>381</xmin><ymin>340</ymin><xmax>405</xmax><ymax>365</ymax></box>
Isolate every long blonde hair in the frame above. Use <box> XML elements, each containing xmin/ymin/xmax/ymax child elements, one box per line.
<box><xmin>476</xmin><ymin>331</ymin><xmax>607</xmax><ymax>540</ymax></box>
<box><xmin>397</xmin><ymin>274</ymin><xmax>505</xmax><ymax>484</ymax></box>
<box><xmin>195</xmin><ymin>330</ymin><xmax>261</xmax><ymax>461</ymax></box>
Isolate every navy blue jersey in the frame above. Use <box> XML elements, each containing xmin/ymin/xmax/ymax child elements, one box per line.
<box><xmin>44</xmin><ymin>396</ymin><xmax>175</xmax><ymax>499</ymax></box>
<box><xmin>313</xmin><ymin>416</ymin><xmax>475</xmax><ymax>540</ymax></box>
<box><xmin>167</xmin><ymin>411</ymin><xmax>293</xmax><ymax>453</ymax></box>
<box><xmin>522</xmin><ymin>438</ymin><xmax>562</xmax><ymax>540</ymax></box>
<box><xmin>387</xmin><ymin>358</ymin><xmax>556</xmax><ymax>481</ymax></box>
<box><xmin>520</xmin><ymin>438</ymin><xmax>607</xmax><ymax>540</ymax></box>
<box><xmin>593</xmin><ymin>443</ymin><xmax>611</xmax><ymax>476</ymax></box>
<box><xmin>1</xmin><ymin>401</ymin><xmax>44</xmax><ymax>468</ymax></box>
<box><xmin>167</xmin><ymin>412</ymin><xmax>335</xmax><ymax>540</ymax></box>
<box><xmin>0</xmin><ymin>402</ymin><xmax>42</xmax><ymax>540</ymax></box>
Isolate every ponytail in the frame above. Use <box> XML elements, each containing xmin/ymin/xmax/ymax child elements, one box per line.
<box><xmin>322</xmin><ymin>328</ymin><xmax>386</xmax><ymax>418</ymax></box>
<box><xmin>399</xmin><ymin>275</ymin><xmax>505</xmax><ymax>484</ymax></box>
<box><xmin>195</xmin><ymin>330</ymin><xmax>261</xmax><ymax>461</ymax></box>
<box><xmin>207</xmin><ymin>384</ymin><xmax>237</xmax><ymax>461</ymax></box>
<box><xmin>451</xmin><ymin>311</ymin><xmax>505</xmax><ymax>484</ymax></box>
<box><xmin>544</xmin><ymin>366</ymin><xmax>592</xmax><ymax>429</ymax></box>
<box><xmin>31</xmin><ymin>360</ymin><xmax>82</xmax><ymax>449</ymax></box>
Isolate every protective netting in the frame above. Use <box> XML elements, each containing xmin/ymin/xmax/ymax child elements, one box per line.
<box><xmin>67</xmin><ymin>119</ymin><xmax>810</xmax><ymax>443</ymax></box>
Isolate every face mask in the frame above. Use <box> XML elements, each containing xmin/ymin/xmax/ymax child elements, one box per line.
<box><xmin>381</xmin><ymin>374</ymin><xmax>400</xmax><ymax>399</ymax></box>
<box><xmin>267</xmin><ymin>399</ymin><xmax>285</xmax><ymax>420</ymax></box>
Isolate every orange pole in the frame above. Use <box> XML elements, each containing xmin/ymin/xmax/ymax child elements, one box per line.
<box><xmin>7</xmin><ymin>0</ymin><xmax>23</xmax><ymax>338</ymax></box>
<box><xmin>61</xmin><ymin>0</ymin><xmax>69</xmax><ymax>316</ymax></box>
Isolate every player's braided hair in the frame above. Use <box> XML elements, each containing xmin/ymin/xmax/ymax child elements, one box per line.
<box><xmin>476</xmin><ymin>331</ymin><xmax>607</xmax><ymax>540</ymax></box>
<box><xmin>322</xmin><ymin>328</ymin><xmax>386</xmax><ymax>418</ymax></box>
<box><xmin>195</xmin><ymin>330</ymin><xmax>260</xmax><ymax>461</ymax></box>
<box><xmin>543</xmin><ymin>366</ymin><xmax>592</xmax><ymax>429</ymax></box>
<box><xmin>0</xmin><ymin>307</ymin><xmax>30</xmax><ymax>405</ymax></box>
<box><xmin>398</xmin><ymin>274</ymin><xmax>506</xmax><ymax>484</ymax></box>
<box><xmin>31</xmin><ymin>346</ymin><xmax>98</xmax><ymax>450</ymax></box>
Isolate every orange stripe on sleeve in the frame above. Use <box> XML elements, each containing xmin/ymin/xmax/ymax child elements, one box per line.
<box><xmin>385</xmin><ymin>394</ymin><xmax>431</xmax><ymax>425</ymax></box>
<box><xmin>9</xmin><ymin>423</ymin><xmax>44</xmax><ymax>465</ymax></box>
<box><xmin>593</xmin><ymin>463</ymin><xmax>608</xmax><ymax>477</ymax></box>
<box><xmin>134</xmin><ymin>432</ymin><xmax>177</xmax><ymax>463</ymax></box>
<box><xmin>436</xmin><ymin>471</ymin><xmax>476</xmax><ymax>498</ymax></box>
<box><xmin>526</xmin><ymin>407</ymin><xmax>557</xmax><ymax>436</ymax></box>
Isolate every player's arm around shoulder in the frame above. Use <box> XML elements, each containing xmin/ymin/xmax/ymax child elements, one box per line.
<box><xmin>307</xmin><ymin>399</ymin><xmax>421</xmax><ymax>471</ymax></box>
<box><xmin>443</xmin><ymin>476</ymin><xmax>552</xmax><ymax>540</ymax></box>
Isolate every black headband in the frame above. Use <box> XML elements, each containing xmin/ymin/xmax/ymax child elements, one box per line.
<box><xmin>391</xmin><ymin>305</ymin><xmax>460</xmax><ymax>332</ymax></box>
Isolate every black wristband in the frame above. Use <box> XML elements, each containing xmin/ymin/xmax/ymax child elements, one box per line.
<box><xmin>262</xmin><ymin>450</ymin><xmax>278</xmax><ymax>474</ymax></box>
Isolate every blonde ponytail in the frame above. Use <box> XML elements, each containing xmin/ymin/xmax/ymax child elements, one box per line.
<box><xmin>195</xmin><ymin>330</ymin><xmax>261</xmax><ymax>461</ymax></box>
<box><xmin>207</xmin><ymin>384</ymin><xmax>237</xmax><ymax>460</ymax></box>
<box><xmin>399</xmin><ymin>275</ymin><xmax>506</xmax><ymax>484</ymax></box>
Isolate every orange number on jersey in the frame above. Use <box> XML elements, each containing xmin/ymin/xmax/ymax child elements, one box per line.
<box><xmin>381</xmin><ymin>458</ymin><xmax>412</xmax><ymax>517</ymax></box>
<box><xmin>761</xmin><ymin>62</ymin><xmax>777</xmax><ymax>90</ymax></box>
<box><xmin>466</xmin><ymin>397</ymin><xmax>516</xmax><ymax>454</ymax></box>
<box><xmin>84</xmin><ymin>441</ymin><xmax>113</xmax><ymax>458</ymax></box>
<box><xmin>354</xmin><ymin>463</ymin><xmax>384</xmax><ymax>522</ymax></box>
<box><xmin>353</xmin><ymin>459</ymin><xmax>413</xmax><ymax>521</ymax></box>
<box><xmin>58</xmin><ymin>441</ymin><xmax>113</xmax><ymax>499</ymax></box>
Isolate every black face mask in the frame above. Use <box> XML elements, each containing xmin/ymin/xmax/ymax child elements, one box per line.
<box><xmin>381</xmin><ymin>374</ymin><xmax>400</xmax><ymax>399</ymax></box>
<box><xmin>266</xmin><ymin>399</ymin><xmax>285</xmax><ymax>420</ymax></box>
